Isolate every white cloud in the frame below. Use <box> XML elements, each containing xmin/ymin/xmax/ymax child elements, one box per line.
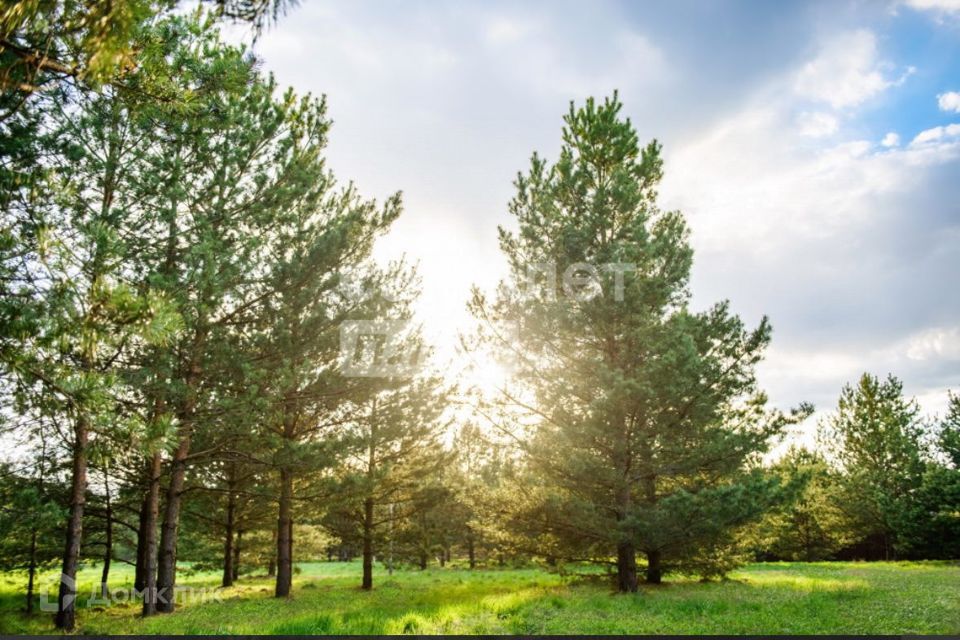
<box><xmin>905</xmin><ymin>326</ymin><xmax>960</xmax><ymax>361</ymax></box>
<box><xmin>660</xmin><ymin>30</ymin><xmax>960</xmax><ymax>424</ymax></box>
<box><xmin>489</xmin><ymin>28</ymin><xmax>668</xmax><ymax>100</ymax></box>
<box><xmin>662</xmin><ymin>108</ymin><xmax>942</xmax><ymax>257</ymax></box>
<box><xmin>911</xmin><ymin>123</ymin><xmax>960</xmax><ymax>145</ymax></box>
<box><xmin>797</xmin><ymin>111</ymin><xmax>839</xmax><ymax>137</ymax></box>
<box><xmin>793</xmin><ymin>30</ymin><xmax>896</xmax><ymax>108</ymax></box>
<box><xmin>484</xmin><ymin>16</ymin><xmax>536</xmax><ymax>44</ymax></box>
<box><xmin>757</xmin><ymin>324</ymin><xmax>960</xmax><ymax>422</ymax></box>
<box><xmin>761</xmin><ymin>346</ymin><xmax>863</xmax><ymax>384</ymax></box>
<box><xmin>905</xmin><ymin>0</ymin><xmax>960</xmax><ymax>14</ymax></box>
<box><xmin>939</xmin><ymin>91</ymin><xmax>960</xmax><ymax>112</ymax></box>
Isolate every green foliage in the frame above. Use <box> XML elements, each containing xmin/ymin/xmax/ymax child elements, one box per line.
<box><xmin>1</xmin><ymin>0</ymin><xmax>156</xmax><ymax>90</ymax></box>
<box><xmin>0</xmin><ymin>0</ymin><xmax>294</xmax><ymax>93</ymax></box>
<box><xmin>443</xmin><ymin>423</ymin><xmax>511</xmax><ymax>567</ymax></box>
<box><xmin>0</xmin><ymin>463</ymin><xmax>63</xmax><ymax>572</ymax></box>
<box><xmin>472</xmin><ymin>93</ymin><xmax>810</xmax><ymax>584</ymax></box>
<box><xmin>819</xmin><ymin>373</ymin><xmax>927</xmax><ymax>559</ymax></box>
<box><xmin>939</xmin><ymin>392</ymin><xmax>960</xmax><ymax>468</ymax></box>
<box><xmin>748</xmin><ymin>448</ymin><xmax>854</xmax><ymax>561</ymax></box>
<box><xmin>909</xmin><ymin>395</ymin><xmax>960</xmax><ymax>559</ymax></box>
<box><xmin>914</xmin><ymin>463</ymin><xmax>960</xmax><ymax>559</ymax></box>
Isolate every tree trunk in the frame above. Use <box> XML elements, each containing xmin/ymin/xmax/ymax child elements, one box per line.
<box><xmin>387</xmin><ymin>503</ymin><xmax>395</xmax><ymax>576</ymax></box>
<box><xmin>362</xmin><ymin>497</ymin><xmax>374</xmax><ymax>590</ymax></box>
<box><xmin>55</xmin><ymin>416</ymin><xmax>89</xmax><ymax>630</ymax></box>
<box><xmin>233</xmin><ymin>530</ymin><xmax>242</xmax><ymax>581</ymax></box>
<box><xmin>361</xmin><ymin>404</ymin><xmax>377</xmax><ymax>590</ymax></box>
<box><xmin>268</xmin><ymin>525</ymin><xmax>277</xmax><ymax>577</ymax></box>
<box><xmin>141</xmin><ymin>451</ymin><xmax>162</xmax><ymax>616</ymax></box>
<box><xmin>275</xmin><ymin>467</ymin><xmax>293</xmax><ymax>597</ymax></box>
<box><xmin>28</xmin><ymin>434</ymin><xmax>47</xmax><ymax>615</ymax></box>
<box><xmin>645</xmin><ymin>549</ymin><xmax>662</xmax><ymax>584</ymax></box>
<box><xmin>26</xmin><ymin>528</ymin><xmax>37</xmax><ymax>614</ymax></box>
<box><xmin>467</xmin><ymin>534</ymin><xmax>476</xmax><ymax>570</ymax></box>
<box><xmin>134</xmin><ymin>491</ymin><xmax>150</xmax><ymax>593</ymax></box>
<box><xmin>418</xmin><ymin>553</ymin><xmax>427</xmax><ymax>570</ymax></box>
<box><xmin>638</xmin><ymin>443</ymin><xmax>660</xmax><ymax>587</ymax></box>
<box><xmin>150</xmin><ymin>159</ymin><xmax>187</xmax><ymax>615</ymax></box>
<box><xmin>222</xmin><ymin>489</ymin><xmax>235</xmax><ymax>587</ymax></box>
<box><xmin>616</xmin><ymin>540</ymin><xmax>638</xmax><ymax>593</ymax></box>
<box><xmin>100</xmin><ymin>471</ymin><xmax>112</xmax><ymax>598</ymax></box>
<box><xmin>156</xmin><ymin>433</ymin><xmax>191</xmax><ymax>613</ymax></box>
<box><xmin>156</xmin><ymin>325</ymin><xmax>204</xmax><ymax>614</ymax></box>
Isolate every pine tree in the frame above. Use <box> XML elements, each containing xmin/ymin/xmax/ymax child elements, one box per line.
<box><xmin>448</xmin><ymin>423</ymin><xmax>507</xmax><ymax>569</ymax></box>
<box><xmin>3</xmin><ymin>71</ymin><xmax>181</xmax><ymax>627</ymax></box>
<box><xmin>1</xmin><ymin>0</ymin><xmax>294</xmax><ymax>95</ymax></box>
<box><xmin>939</xmin><ymin>392</ymin><xmax>960</xmax><ymax>468</ymax></box>
<box><xmin>0</xmin><ymin>436</ymin><xmax>63</xmax><ymax>614</ymax></box>
<box><xmin>244</xmin><ymin>112</ymin><xmax>403</xmax><ymax>598</ymax></box>
<box><xmin>819</xmin><ymin>373</ymin><xmax>926</xmax><ymax>559</ymax></box>
<box><xmin>346</xmin><ymin>373</ymin><xmax>451</xmax><ymax>589</ymax></box>
<box><xmin>471</xmin><ymin>94</ymin><xmax>808</xmax><ymax>590</ymax></box>
<box><xmin>908</xmin><ymin>392</ymin><xmax>960</xmax><ymax>559</ymax></box>
<box><xmin>749</xmin><ymin>447</ymin><xmax>853</xmax><ymax>561</ymax></box>
<box><xmin>101</xmin><ymin>15</ymin><xmax>374</xmax><ymax>612</ymax></box>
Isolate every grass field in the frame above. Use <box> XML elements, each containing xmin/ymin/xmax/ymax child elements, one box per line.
<box><xmin>1</xmin><ymin>560</ymin><xmax>958</xmax><ymax>635</ymax></box>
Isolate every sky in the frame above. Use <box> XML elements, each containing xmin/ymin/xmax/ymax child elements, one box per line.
<box><xmin>230</xmin><ymin>0</ymin><xmax>960</xmax><ymax>444</ymax></box>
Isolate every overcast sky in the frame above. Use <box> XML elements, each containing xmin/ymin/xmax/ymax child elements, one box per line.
<box><xmin>231</xmin><ymin>0</ymin><xmax>960</xmax><ymax>441</ymax></box>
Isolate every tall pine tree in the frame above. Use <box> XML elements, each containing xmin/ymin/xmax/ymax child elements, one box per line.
<box><xmin>471</xmin><ymin>94</ymin><xmax>807</xmax><ymax>590</ymax></box>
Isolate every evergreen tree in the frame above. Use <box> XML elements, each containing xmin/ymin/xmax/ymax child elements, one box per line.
<box><xmin>345</xmin><ymin>373</ymin><xmax>451</xmax><ymax>589</ymax></box>
<box><xmin>245</xmin><ymin>109</ymin><xmax>403</xmax><ymax>598</ymax></box>
<box><xmin>939</xmin><ymin>392</ymin><xmax>960</xmax><ymax>468</ymax></box>
<box><xmin>912</xmin><ymin>393</ymin><xmax>960</xmax><ymax>559</ymax></box>
<box><xmin>750</xmin><ymin>448</ymin><xmax>852</xmax><ymax>561</ymax></box>
<box><xmin>471</xmin><ymin>94</ymin><xmax>808</xmax><ymax>590</ymax></box>
<box><xmin>1</xmin><ymin>0</ymin><xmax>293</xmax><ymax>95</ymax></box>
<box><xmin>0</xmin><ymin>437</ymin><xmax>64</xmax><ymax>613</ymax></box>
<box><xmin>819</xmin><ymin>373</ymin><xmax>926</xmax><ymax>559</ymax></box>
<box><xmin>101</xmin><ymin>15</ymin><xmax>373</xmax><ymax>612</ymax></box>
<box><xmin>393</xmin><ymin>480</ymin><xmax>462</xmax><ymax>570</ymax></box>
<box><xmin>3</xmin><ymin>71</ymin><xmax>179</xmax><ymax>627</ymax></box>
<box><xmin>448</xmin><ymin>423</ymin><xmax>507</xmax><ymax>569</ymax></box>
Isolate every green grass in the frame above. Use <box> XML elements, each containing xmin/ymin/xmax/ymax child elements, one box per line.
<box><xmin>1</xmin><ymin>560</ymin><xmax>958</xmax><ymax>634</ymax></box>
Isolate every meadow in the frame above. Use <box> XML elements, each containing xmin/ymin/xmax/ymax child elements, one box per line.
<box><xmin>0</xmin><ymin>560</ymin><xmax>957</xmax><ymax>635</ymax></box>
